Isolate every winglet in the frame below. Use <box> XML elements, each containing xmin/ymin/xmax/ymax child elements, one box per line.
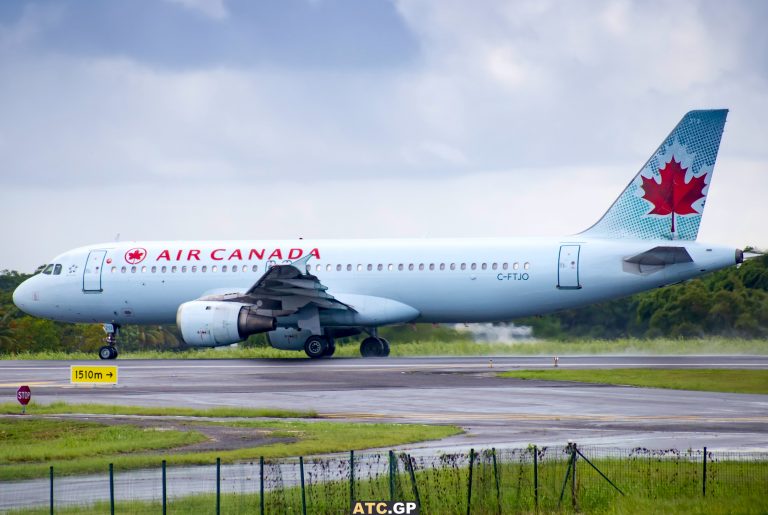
<box><xmin>290</xmin><ymin>253</ymin><xmax>314</xmax><ymax>274</ymax></box>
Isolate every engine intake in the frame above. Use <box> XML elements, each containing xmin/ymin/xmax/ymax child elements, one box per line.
<box><xmin>177</xmin><ymin>301</ymin><xmax>276</xmax><ymax>347</ymax></box>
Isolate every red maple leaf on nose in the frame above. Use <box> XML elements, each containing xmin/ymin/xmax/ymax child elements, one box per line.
<box><xmin>127</xmin><ymin>250</ymin><xmax>144</xmax><ymax>261</ymax></box>
<box><xmin>641</xmin><ymin>157</ymin><xmax>707</xmax><ymax>233</ymax></box>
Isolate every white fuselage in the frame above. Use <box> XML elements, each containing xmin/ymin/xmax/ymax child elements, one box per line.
<box><xmin>12</xmin><ymin>237</ymin><xmax>738</xmax><ymax>327</ymax></box>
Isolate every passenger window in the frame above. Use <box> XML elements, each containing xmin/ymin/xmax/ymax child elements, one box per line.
<box><xmin>377</xmin><ymin>264</ymin><xmax>383</xmax><ymax>271</ymax></box>
<box><xmin>152</xmin><ymin>266</ymin><xmax>157</xmax><ymax>273</ymax></box>
<box><xmin>357</xmin><ymin>264</ymin><xmax>363</xmax><ymax>272</ymax></box>
<box><xmin>418</xmin><ymin>264</ymin><xmax>424</xmax><ymax>271</ymax></box>
<box><xmin>471</xmin><ymin>263</ymin><xmax>476</xmax><ymax>270</ymax></box>
<box><xmin>111</xmin><ymin>267</ymin><xmax>117</xmax><ymax>274</ymax></box>
<box><xmin>192</xmin><ymin>266</ymin><xmax>197</xmax><ymax>273</ymax></box>
<box><xmin>460</xmin><ymin>263</ymin><xmax>466</xmax><ymax>270</ymax></box>
<box><xmin>524</xmin><ymin>262</ymin><xmax>530</xmax><ymax>270</ymax></box>
<box><xmin>182</xmin><ymin>266</ymin><xmax>188</xmax><ymax>273</ymax></box>
<box><xmin>337</xmin><ymin>264</ymin><xmax>342</xmax><ymax>272</ymax></box>
<box><xmin>367</xmin><ymin>264</ymin><xmax>373</xmax><ymax>271</ymax></box>
<box><xmin>408</xmin><ymin>264</ymin><xmax>414</xmax><ymax>271</ymax></box>
<box><xmin>121</xmin><ymin>266</ymin><xmax>127</xmax><ymax>273</ymax></box>
<box><xmin>201</xmin><ymin>266</ymin><xmax>207</xmax><ymax>273</ymax></box>
<box><xmin>440</xmin><ymin>263</ymin><xmax>445</xmax><ymax>270</ymax></box>
<box><xmin>398</xmin><ymin>264</ymin><xmax>404</xmax><ymax>271</ymax></box>
<box><xmin>316</xmin><ymin>264</ymin><xmax>322</xmax><ymax>272</ymax></box>
<box><xmin>450</xmin><ymin>263</ymin><xmax>456</xmax><ymax>270</ymax></box>
<box><xmin>141</xmin><ymin>266</ymin><xmax>147</xmax><ymax>273</ymax></box>
<box><xmin>252</xmin><ymin>265</ymin><xmax>258</xmax><ymax>272</ymax></box>
<box><xmin>171</xmin><ymin>266</ymin><xmax>177</xmax><ymax>273</ymax></box>
<box><xmin>242</xmin><ymin>266</ymin><xmax>247</xmax><ymax>273</ymax></box>
<box><xmin>232</xmin><ymin>265</ymin><xmax>238</xmax><ymax>272</ymax></box>
<box><xmin>211</xmin><ymin>265</ymin><xmax>217</xmax><ymax>273</ymax></box>
<box><xmin>388</xmin><ymin>264</ymin><xmax>394</xmax><ymax>271</ymax></box>
<box><xmin>502</xmin><ymin>263</ymin><xmax>508</xmax><ymax>270</ymax></box>
<box><xmin>326</xmin><ymin>264</ymin><xmax>332</xmax><ymax>272</ymax></box>
<box><xmin>492</xmin><ymin>263</ymin><xmax>498</xmax><ymax>270</ymax></box>
<box><xmin>481</xmin><ymin>263</ymin><xmax>487</xmax><ymax>270</ymax></box>
<box><xmin>513</xmin><ymin>262</ymin><xmax>519</xmax><ymax>270</ymax></box>
<box><xmin>53</xmin><ymin>264</ymin><xmax>62</xmax><ymax>275</ymax></box>
<box><xmin>429</xmin><ymin>264</ymin><xmax>435</xmax><ymax>271</ymax></box>
<box><xmin>222</xmin><ymin>265</ymin><xmax>228</xmax><ymax>272</ymax></box>
<box><xmin>131</xmin><ymin>266</ymin><xmax>137</xmax><ymax>273</ymax></box>
<box><xmin>306</xmin><ymin>264</ymin><xmax>312</xmax><ymax>272</ymax></box>
<box><xmin>161</xmin><ymin>266</ymin><xmax>167</xmax><ymax>273</ymax></box>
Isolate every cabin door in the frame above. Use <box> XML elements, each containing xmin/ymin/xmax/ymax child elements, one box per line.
<box><xmin>557</xmin><ymin>245</ymin><xmax>581</xmax><ymax>289</ymax></box>
<box><xmin>83</xmin><ymin>250</ymin><xmax>107</xmax><ymax>292</ymax></box>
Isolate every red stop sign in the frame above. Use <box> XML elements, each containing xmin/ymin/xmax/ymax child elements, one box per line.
<box><xmin>17</xmin><ymin>385</ymin><xmax>31</xmax><ymax>406</ymax></box>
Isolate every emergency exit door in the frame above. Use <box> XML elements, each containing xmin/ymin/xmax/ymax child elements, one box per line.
<box><xmin>557</xmin><ymin>245</ymin><xmax>581</xmax><ymax>289</ymax></box>
<box><xmin>83</xmin><ymin>250</ymin><xmax>107</xmax><ymax>292</ymax></box>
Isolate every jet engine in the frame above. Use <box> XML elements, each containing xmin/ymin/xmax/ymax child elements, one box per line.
<box><xmin>176</xmin><ymin>301</ymin><xmax>276</xmax><ymax>347</ymax></box>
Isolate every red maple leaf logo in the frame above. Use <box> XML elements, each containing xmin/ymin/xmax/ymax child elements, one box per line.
<box><xmin>124</xmin><ymin>248</ymin><xmax>147</xmax><ymax>264</ymax></box>
<box><xmin>640</xmin><ymin>157</ymin><xmax>707</xmax><ymax>234</ymax></box>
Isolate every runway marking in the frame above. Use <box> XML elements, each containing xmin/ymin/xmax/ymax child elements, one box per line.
<box><xmin>0</xmin><ymin>381</ymin><xmax>56</xmax><ymax>387</ymax></box>
<box><xmin>322</xmin><ymin>412</ymin><xmax>768</xmax><ymax>423</ymax></box>
<box><xmin>2</xmin><ymin>362</ymin><xmax>767</xmax><ymax>373</ymax></box>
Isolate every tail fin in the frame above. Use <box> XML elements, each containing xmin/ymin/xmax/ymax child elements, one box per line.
<box><xmin>582</xmin><ymin>109</ymin><xmax>728</xmax><ymax>241</ymax></box>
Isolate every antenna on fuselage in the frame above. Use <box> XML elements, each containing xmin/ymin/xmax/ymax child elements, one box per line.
<box><xmin>114</xmin><ymin>233</ymin><xmax>121</xmax><ymax>242</ymax></box>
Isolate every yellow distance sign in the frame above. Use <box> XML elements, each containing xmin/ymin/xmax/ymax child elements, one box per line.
<box><xmin>70</xmin><ymin>365</ymin><xmax>118</xmax><ymax>384</ymax></box>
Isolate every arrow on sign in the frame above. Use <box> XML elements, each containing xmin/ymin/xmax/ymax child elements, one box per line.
<box><xmin>107</xmin><ymin>372</ymin><xmax>113</xmax><ymax>378</ymax></box>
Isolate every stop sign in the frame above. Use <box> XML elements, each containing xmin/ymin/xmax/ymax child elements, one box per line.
<box><xmin>16</xmin><ymin>385</ymin><xmax>31</xmax><ymax>406</ymax></box>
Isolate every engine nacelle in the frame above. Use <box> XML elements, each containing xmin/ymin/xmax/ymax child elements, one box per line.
<box><xmin>177</xmin><ymin>301</ymin><xmax>276</xmax><ymax>347</ymax></box>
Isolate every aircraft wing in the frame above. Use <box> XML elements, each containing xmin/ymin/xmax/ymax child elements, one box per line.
<box><xmin>198</xmin><ymin>257</ymin><xmax>354</xmax><ymax>318</ymax></box>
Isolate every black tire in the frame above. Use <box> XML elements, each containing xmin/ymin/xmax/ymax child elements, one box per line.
<box><xmin>360</xmin><ymin>337</ymin><xmax>384</xmax><ymax>358</ymax></box>
<box><xmin>304</xmin><ymin>336</ymin><xmax>328</xmax><ymax>359</ymax></box>
<box><xmin>99</xmin><ymin>346</ymin><xmax>113</xmax><ymax>360</ymax></box>
<box><xmin>379</xmin><ymin>338</ymin><xmax>391</xmax><ymax>357</ymax></box>
<box><xmin>111</xmin><ymin>347</ymin><xmax>119</xmax><ymax>359</ymax></box>
<box><xmin>322</xmin><ymin>343</ymin><xmax>336</xmax><ymax>357</ymax></box>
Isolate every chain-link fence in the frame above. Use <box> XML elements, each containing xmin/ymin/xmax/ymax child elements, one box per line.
<box><xmin>2</xmin><ymin>445</ymin><xmax>767</xmax><ymax>514</ymax></box>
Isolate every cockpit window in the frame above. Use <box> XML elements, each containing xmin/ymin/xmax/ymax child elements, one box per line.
<box><xmin>42</xmin><ymin>264</ymin><xmax>54</xmax><ymax>275</ymax></box>
<box><xmin>53</xmin><ymin>264</ymin><xmax>62</xmax><ymax>275</ymax></box>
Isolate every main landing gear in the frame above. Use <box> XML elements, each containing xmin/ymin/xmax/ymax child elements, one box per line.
<box><xmin>304</xmin><ymin>335</ymin><xmax>336</xmax><ymax>359</ymax></box>
<box><xmin>360</xmin><ymin>336</ymin><xmax>390</xmax><ymax>358</ymax></box>
<box><xmin>99</xmin><ymin>323</ymin><xmax>119</xmax><ymax>360</ymax></box>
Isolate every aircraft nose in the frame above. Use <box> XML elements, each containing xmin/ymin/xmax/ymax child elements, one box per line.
<box><xmin>12</xmin><ymin>279</ymin><xmax>32</xmax><ymax>314</ymax></box>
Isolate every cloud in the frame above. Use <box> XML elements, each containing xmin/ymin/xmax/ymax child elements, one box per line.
<box><xmin>164</xmin><ymin>0</ymin><xmax>229</xmax><ymax>20</ymax></box>
<box><xmin>0</xmin><ymin>0</ymin><xmax>766</xmax><ymax>269</ymax></box>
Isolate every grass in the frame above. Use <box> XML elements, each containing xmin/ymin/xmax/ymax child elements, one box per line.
<box><xmin>3</xmin><ymin>337</ymin><xmax>768</xmax><ymax>360</ymax></box>
<box><xmin>9</xmin><ymin>451</ymin><xmax>768</xmax><ymax>514</ymax></box>
<box><xmin>0</xmin><ymin>415</ymin><xmax>461</xmax><ymax>481</ymax></box>
<box><xmin>0</xmin><ymin>400</ymin><xmax>316</xmax><ymax>418</ymax></box>
<box><xmin>499</xmin><ymin>368</ymin><xmax>768</xmax><ymax>395</ymax></box>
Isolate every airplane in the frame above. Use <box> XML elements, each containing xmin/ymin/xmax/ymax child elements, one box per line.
<box><xmin>12</xmin><ymin>109</ymin><xmax>743</xmax><ymax>360</ymax></box>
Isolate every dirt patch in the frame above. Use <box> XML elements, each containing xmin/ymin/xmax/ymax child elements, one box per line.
<box><xmin>48</xmin><ymin>415</ymin><xmax>298</xmax><ymax>452</ymax></box>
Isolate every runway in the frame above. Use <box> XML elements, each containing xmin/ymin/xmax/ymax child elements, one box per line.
<box><xmin>2</xmin><ymin>355</ymin><xmax>767</xmax><ymax>451</ymax></box>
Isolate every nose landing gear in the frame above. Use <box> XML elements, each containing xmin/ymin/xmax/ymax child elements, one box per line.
<box><xmin>98</xmin><ymin>323</ymin><xmax>120</xmax><ymax>360</ymax></box>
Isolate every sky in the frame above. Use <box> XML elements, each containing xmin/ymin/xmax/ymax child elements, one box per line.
<box><xmin>0</xmin><ymin>0</ymin><xmax>766</xmax><ymax>272</ymax></box>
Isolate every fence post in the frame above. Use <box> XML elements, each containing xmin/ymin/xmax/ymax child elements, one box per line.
<box><xmin>533</xmin><ymin>446</ymin><xmax>539</xmax><ymax>510</ymax></box>
<box><xmin>109</xmin><ymin>463</ymin><xmax>115</xmax><ymax>515</ymax></box>
<box><xmin>571</xmin><ymin>444</ymin><xmax>577</xmax><ymax>510</ymax></box>
<box><xmin>162</xmin><ymin>460</ymin><xmax>167</xmax><ymax>515</ymax></box>
<box><xmin>467</xmin><ymin>448</ymin><xmax>475</xmax><ymax>515</ymax></box>
<box><xmin>405</xmin><ymin>454</ymin><xmax>421</xmax><ymax>507</ymax></box>
<box><xmin>49</xmin><ymin>466</ymin><xmax>53</xmax><ymax>515</ymax></box>
<box><xmin>350</xmin><ymin>450</ymin><xmax>355</xmax><ymax>507</ymax></box>
<box><xmin>702</xmin><ymin>447</ymin><xmax>707</xmax><ymax>497</ymax></box>
<box><xmin>300</xmin><ymin>456</ymin><xmax>307</xmax><ymax>515</ymax></box>
<box><xmin>216</xmin><ymin>457</ymin><xmax>221</xmax><ymax>515</ymax></box>
<box><xmin>389</xmin><ymin>450</ymin><xmax>396</xmax><ymax>501</ymax></box>
<box><xmin>260</xmin><ymin>456</ymin><xmax>265</xmax><ymax>515</ymax></box>
<box><xmin>492</xmin><ymin>448</ymin><xmax>501</xmax><ymax>515</ymax></box>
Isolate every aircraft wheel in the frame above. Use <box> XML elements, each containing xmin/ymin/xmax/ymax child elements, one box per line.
<box><xmin>379</xmin><ymin>338</ymin><xmax>391</xmax><ymax>357</ymax></box>
<box><xmin>360</xmin><ymin>337</ymin><xmax>384</xmax><ymax>358</ymax></box>
<box><xmin>304</xmin><ymin>336</ymin><xmax>329</xmax><ymax>359</ymax></box>
<box><xmin>322</xmin><ymin>342</ymin><xmax>336</xmax><ymax>358</ymax></box>
<box><xmin>99</xmin><ymin>346</ymin><xmax>117</xmax><ymax>360</ymax></box>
